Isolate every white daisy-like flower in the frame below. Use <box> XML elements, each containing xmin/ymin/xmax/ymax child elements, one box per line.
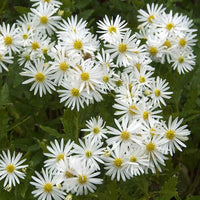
<box><xmin>104</xmin><ymin>146</ymin><xmax>131</xmax><ymax>181</ymax></box>
<box><xmin>0</xmin><ymin>150</ymin><xmax>28</xmax><ymax>187</ymax></box>
<box><xmin>149</xmin><ymin>76</ymin><xmax>173</xmax><ymax>107</ymax></box>
<box><xmin>97</xmin><ymin>15</ymin><xmax>129</xmax><ymax>42</ymax></box>
<box><xmin>105</xmin><ymin>30</ymin><xmax>139</xmax><ymax>67</ymax></box>
<box><xmin>73</xmin><ymin>137</ymin><xmax>105</xmax><ymax>170</ymax></box>
<box><xmin>82</xmin><ymin>116</ymin><xmax>108</xmax><ymax>142</ymax></box>
<box><xmin>58</xmin><ymin>78</ymin><xmax>91</xmax><ymax>111</ymax></box>
<box><xmin>170</xmin><ymin>49</ymin><xmax>196</xmax><ymax>74</ymax></box>
<box><xmin>20</xmin><ymin>59</ymin><xmax>56</xmax><ymax>97</ymax></box>
<box><xmin>160</xmin><ymin>116</ymin><xmax>191</xmax><ymax>156</ymax></box>
<box><xmin>0</xmin><ymin>23</ymin><xmax>21</xmax><ymax>55</ymax></box>
<box><xmin>18</xmin><ymin>48</ymin><xmax>33</xmax><ymax>68</ymax></box>
<box><xmin>106</xmin><ymin>118</ymin><xmax>142</xmax><ymax>147</ymax></box>
<box><xmin>31</xmin><ymin>3</ymin><xmax>61</xmax><ymax>35</ymax></box>
<box><xmin>30</xmin><ymin>168</ymin><xmax>66</xmax><ymax>200</ymax></box>
<box><xmin>126</xmin><ymin>143</ymin><xmax>149</xmax><ymax>176</ymax></box>
<box><xmin>137</xmin><ymin>3</ymin><xmax>166</xmax><ymax>28</ymax></box>
<box><xmin>44</xmin><ymin>139</ymin><xmax>74</xmax><ymax>171</ymax></box>
<box><xmin>65</xmin><ymin>159</ymin><xmax>103</xmax><ymax>195</ymax></box>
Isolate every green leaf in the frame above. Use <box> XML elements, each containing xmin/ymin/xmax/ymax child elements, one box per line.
<box><xmin>0</xmin><ymin>83</ymin><xmax>10</xmax><ymax>106</ymax></box>
<box><xmin>159</xmin><ymin>176</ymin><xmax>178</xmax><ymax>200</ymax></box>
<box><xmin>14</xmin><ymin>6</ymin><xmax>30</xmax><ymax>14</ymax></box>
<box><xmin>39</xmin><ymin>125</ymin><xmax>63</xmax><ymax>138</ymax></box>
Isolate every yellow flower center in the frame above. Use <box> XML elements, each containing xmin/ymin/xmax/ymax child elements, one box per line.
<box><xmin>35</xmin><ymin>72</ymin><xmax>45</xmax><ymax>82</ymax></box>
<box><xmin>118</xmin><ymin>43</ymin><xmax>127</xmax><ymax>53</ymax></box>
<box><xmin>148</xmin><ymin>15</ymin><xmax>155</xmax><ymax>23</ymax></box>
<box><xmin>4</xmin><ymin>36</ymin><xmax>13</xmax><ymax>45</ymax></box>
<box><xmin>81</xmin><ymin>72</ymin><xmax>89</xmax><ymax>81</ymax></box>
<box><xmin>32</xmin><ymin>42</ymin><xmax>40</xmax><ymax>50</ymax></box>
<box><xmin>65</xmin><ymin>171</ymin><xmax>74</xmax><ymax>178</ymax></box>
<box><xmin>73</xmin><ymin>40</ymin><xmax>82</xmax><ymax>50</ymax></box>
<box><xmin>78</xmin><ymin>175</ymin><xmax>88</xmax><ymax>184</ymax></box>
<box><xmin>108</xmin><ymin>26</ymin><xmax>117</xmax><ymax>33</ymax></box>
<box><xmin>178</xmin><ymin>56</ymin><xmax>184</xmax><ymax>63</ymax></box>
<box><xmin>165</xmin><ymin>130</ymin><xmax>175</xmax><ymax>140</ymax></box>
<box><xmin>128</xmin><ymin>105</ymin><xmax>137</xmax><ymax>115</ymax></box>
<box><xmin>149</xmin><ymin>46</ymin><xmax>158</xmax><ymax>56</ymax></box>
<box><xmin>57</xmin><ymin>153</ymin><xmax>64</xmax><ymax>161</ymax></box>
<box><xmin>139</xmin><ymin>76</ymin><xmax>145</xmax><ymax>83</ymax></box>
<box><xmin>93</xmin><ymin>127</ymin><xmax>100</xmax><ymax>134</ymax></box>
<box><xmin>166</xmin><ymin>23</ymin><xmax>174</xmax><ymax>31</ymax></box>
<box><xmin>154</xmin><ymin>89</ymin><xmax>161</xmax><ymax>97</ymax></box>
<box><xmin>143</xmin><ymin>111</ymin><xmax>149</xmax><ymax>120</ymax></box>
<box><xmin>44</xmin><ymin>0</ymin><xmax>50</xmax><ymax>2</ymax></box>
<box><xmin>121</xmin><ymin>131</ymin><xmax>130</xmax><ymax>140</ymax></box>
<box><xmin>25</xmin><ymin>54</ymin><xmax>30</xmax><ymax>60</ymax></box>
<box><xmin>40</xmin><ymin>16</ymin><xmax>48</xmax><ymax>24</ymax></box>
<box><xmin>130</xmin><ymin>156</ymin><xmax>137</xmax><ymax>162</ymax></box>
<box><xmin>71</xmin><ymin>88</ymin><xmax>79</xmax><ymax>97</ymax></box>
<box><xmin>6</xmin><ymin>164</ymin><xmax>15</xmax><ymax>173</ymax></box>
<box><xmin>43</xmin><ymin>183</ymin><xmax>53</xmax><ymax>193</ymax></box>
<box><xmin>85</xmin><ymin>150</ymin><xmax>93</xmax><ymax>158</ymax></box>
<box><xmin>103</xmin><ymin>75</ymin><xmax>109</xmax><ymax>83</ymax></box>
<box><xmin>59</xmin><ymin>62</ymin><xmax>68</xmax><ymax>71</ymax></box>
<box><xmin>179</xmin><ymin>38</ymin><xmax>187</xmax><ymax>47</ymax></box>
<box><xmin>22</xmin><ymin>34</ymin><xmax>28</xmax><ymax>40</ymax></box>
<box><xmin>113</xmin><ymin>158</ymin><xmax>123</xmax><ymax>167</ymax></box>
<box><xmin>146</xmin><ymin>142</ymin><xmax>155</xmax><ymax>152</ymax></box>
<box><xmin>163</xmin><ymin>40</ymin><xmax>171</xmax><ymax>48</ymax></box>
<box><xmin>115</xmin><ymin>80</ymin><xmax>122</xmax><ymax>87</ymax></box>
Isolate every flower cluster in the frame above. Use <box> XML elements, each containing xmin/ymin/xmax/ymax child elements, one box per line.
<box><xmin>0</xmin><ymin>0</ymin><xmax>196</xmax><ymax>199</ymax></box>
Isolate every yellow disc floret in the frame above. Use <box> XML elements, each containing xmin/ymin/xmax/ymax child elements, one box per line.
<box><xmin>43</xmin><ymin>183</ymin><xmax>53</xmax><ymax>193</ymax></box>
<box><xmin>143</xmin><ymin>111</ymin><xmax>149</xmax><ymax>120</ymax></box>
<box><xmin>4</xmin><ymin>36</ymin><xmax>13</xmax><ymax>45</ymax></box>
<box><xmin>128</xmin><ymin>105</ymin><xmax>137</xmax><ymax>115</ymax></box>
<box><xmin>57</xmin><ymin>153</ymin><xmax>64</xmax><ymax>161</ymax></box>
<box><xmin>108</xmin><ymin>26</ymin><xmax>117</xmax><ymax>33</ymax></box>
<box><xmin>146</xmin><ymin>142</ymin><xmax>155</xmax><ymax>152</ymax></box>
<box><xmin>85</xmin><ymin>150</ymin><xmax>93</xmax><ymax>158</ymax></box>
<box><xmin>165</xmin><ymin>129</ymin><xmax>175</xmax><ymax>140</ymax></box>
<box><xmin>178</xmin><ymin>56</ymin><xmax>184</xmax><ymax>63</ymax></box>
<box><xmin>71</xmin><ymin>88</ymin><xmax>79</xmax><ymax>97</ymax></box>
<box><xmin>139</xmin><ymin>76</ymin><xmax>146</xmax><ymax>83</ymax></box>
<box><xmin>59</xmin><ymin>62</ymin><xmax>68</xmax><ymax>71</ymax></box>
<box><xmin>121</xmin><ymin>131</ymin><xmax>130</xmax><ymax>140</ymax></box>
<box><xmin>154</xmin><ymin>89</ymin><xmax>161</xmax><ymax>97</ymax></box>
<box><xmin>65</xmin><ymin>171</ymin><xmax>74</xmax><ymax>178</ymax></box>
<box><xmin>81</xmin><ymin>72</ymin><xmax>89</xmax><ymax>81</ymax></box>
<box><xmin>35</xmin><ymin>72</ymin><xmax>45</xmax><ymax>82</ymax></box>
<box><xmin>179</xmin><ymin>38</ymin><xmax>187</xmax><ymax>47</ymax></box>
<box><xmin>113</xmin><ymin>158</ymin><xmax>123</xmax><ymax>167</ymax></box>
<box><xmin>93</xmin><ymin>127</ymin><xmax>100</xmax><ymax>134</ymax></box>
<box><xmin>6</xmin><ymin>164</ymin><xmax>15</xmax><ymax>173</ymax></box>
<box><xmin>148</xmin><ymin>15</ymin><xmax>155</xmax><ymax>23</ymax></box>
<box><xmin>32</xmin><ymin>42</ymin><xmax>40</xmax><ymax>50</ymax></box>
<box><xmin>166</xmin><ymin>23</ymin><xmax>174</xmax><ymax>31</ymax></box>
<box><xmin>40</xmin><ymin>16</ymin><xmax>48</xmax><ymax>24</ymax></box>
<box><xmin>118</xmin><ymin>43</ymin><xmax>127</xmax><ymax>53</ymax></box>
<box><xmin>22</xmin><ymin>34</ymin><xmax>28</xmax><ymax>40</ymax></box>
<box><xmin>78</xmin><ymin>175</ymin><xmax>88</xmax><ymax>184</ymax></box>
<box><xmin>103</xmin><ymin>75</ymin><xmax>109</xmax><ymax>83</ymax></box>
<box><xmin>73</xmin><ymin>40</ymin><xmax>82</xmax><ymax>50</ymax></box>
<box><xmin>149</xmin><ymin>46</ymin><xmax>158</xmax><ymax>56</ymax></box>
<box><xmin>130</xmin><ymin>156</ymin><xmax>137</xmax><ymax>162</ymax></box>
<box><xmin>163</xmin><ymin>40</ymin><xmax>171</xmax><ymax>48</ymax></box>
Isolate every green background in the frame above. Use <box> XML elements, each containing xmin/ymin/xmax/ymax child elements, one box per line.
<box><xmin>0</xmin><ymin>0</ymin><xmax>199</xmax><ymax>199</ymax></box>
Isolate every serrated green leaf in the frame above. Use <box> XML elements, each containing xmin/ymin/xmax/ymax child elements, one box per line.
<box><xmin>159</xmin><ymin>176</ymin><xmax>178</xmax><ymax>200</ymax></box>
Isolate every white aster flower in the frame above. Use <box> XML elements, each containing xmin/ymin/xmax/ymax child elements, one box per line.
<box><xmin>20</xmin><ymin>59</ymin><xmax>56</xmax><ymax>97</ymax></box>
<box><xmin>44</xmin><ymin>139</ymin><xmax>74</xmax><ymax>171</ymax></box>
<box><xmin>0</xmin><ymin>150</ymin><xmax>28</xmax><ymax>187</ymax></box>
<box><xmin>30</xmin><ymin>168</ymin><xmax>66</xmax><ymax>200</ymax></box>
